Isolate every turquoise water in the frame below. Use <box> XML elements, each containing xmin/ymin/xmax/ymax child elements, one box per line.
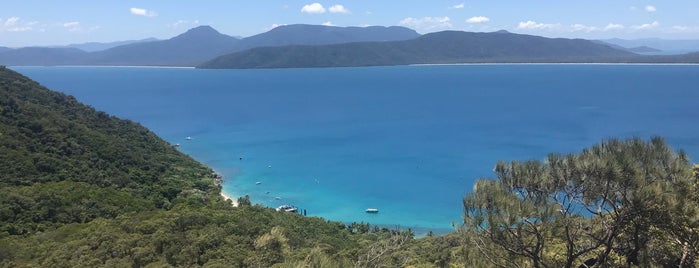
<box><xmin>12</xmin><ymin>65</ymin><xmax>699</xmax><ymax>234</ymax></box>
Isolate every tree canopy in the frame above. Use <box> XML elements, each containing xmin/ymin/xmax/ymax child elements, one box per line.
<box><xmin>464</xmin><ymin>137</ymin><xmax>699</xmax><ymax>267</ymax></box>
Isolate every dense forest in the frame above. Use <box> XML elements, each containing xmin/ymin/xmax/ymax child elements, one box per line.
<box><xmin>1</xmin><ymin>66</ymin><xmax>698</xmax><ymax>267</ymax></box>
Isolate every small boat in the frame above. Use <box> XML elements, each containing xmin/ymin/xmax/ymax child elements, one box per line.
<box><xmin>365</xmin><ymin>208</ymin><xmax>379</xmax><ymax>213</ymax></box>
<box><xmin>276</xmin><ymin>205</ymin><xmax>298</xmax><ymax>213</ymax></box>
<box><xmin>185</xmin><ymin>136</ymin><xmax>192</xmax><ymax>140</ymax></box>
<box><xmin>255</xmin><ymin>181</ymin><xmax>262</xmax><ymax>185</ymax></box>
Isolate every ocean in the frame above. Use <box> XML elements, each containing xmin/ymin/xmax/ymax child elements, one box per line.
<box><xmin>11</xmin><ymin>64</ymin><xmax>699</xmax><ymax>235</ymax></box>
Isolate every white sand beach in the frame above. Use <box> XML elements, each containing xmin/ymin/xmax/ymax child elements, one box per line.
<box><xmin>221</xmin><ymin>191</ymin><xmax>239</xmax><ymax>207</ymax></box>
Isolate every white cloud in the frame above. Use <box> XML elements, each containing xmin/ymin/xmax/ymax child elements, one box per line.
<box><xmin>451</xmin><ymin>3</ymin><xmax>465</xmax><ymax>9</ymax></box>
<box><xmin>645</xmin><ymin>5</ymin><xmax>657</xmax><ymax>12</ymax></box>
<box><xmin>466</xmin><ymin>16</ymin><xmax>490</xmax><ymax>23</ymax></box>
<box><xmin>570</xmin><ymin>23</ymin><xmax>625</xmax><ymax>32</ymax></box>
<box><xmin>322</xmin><ymin>21</ymin><xmax>335</xmax><ymax>26</ymax></box>
<box><xmin>1</xmin><ymin>17</ymin><xmax>33</xmax><ymax>32</ymax></box>
<box><xmin>400</xmin><ymin>16</ymin><xmax>453</xmax><ymax>32</ymax></box>
<box><xmin>571</xmin><ymin>24</ymin><xmax>596</xmax><ymax>32</ymax></box>
<box><xmin>170</xmin><ymin>20</ymin><xmax>200</xmax><ymax>28</ymax></box>
<box><xmin>517</xmin><ymin>20</ymin><xmax>560</xmax><ymax>30</ymax></box>
<box><xmin>301</xmin><ymin>3</ymin><xmax>326</xmax><ymax>14</ymax></box>
<box><xmin>63</xmin><ymin>21</ymin><xmax>81</xmax><ymax>32</ymax></box>
<box><xmin>670</xmin><ymin>25</ymin><xmax>699</xmax><ymax>33</ymax></box>
<box><xmin>271</xmin><ymin>23</ymin><xmax>287</xmax><ymax>29</ymax></box>
<box><xmin>63</xmin><ymin>21</ymin><xmax>80</xmax><ymax>28</ymax></box>
<box><xmin>329</xmin><ymin>5</ymin><xmax>350</xmax><ymax>14</ymax></box>
<box><xmin>130</xmin><ymin>7</ymin><xmax>158</xmax><ymax>17</ymax></box>
<box><xmin>4</xmin><ymin>17</ymin><xmax>19</xmax><ymax>27</ymax></box>
<box><xmin>604</xmin><ymin>23</ymin><xmax>625</xmax><ymax>31</ymax></box>
<box><xmin>632</xmin><ymin>21</ymin><xmax>659</xmax><ymax>30</ymax></box>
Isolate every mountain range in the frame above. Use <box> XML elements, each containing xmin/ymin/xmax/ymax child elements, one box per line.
<box><xmin>2</xmin><ymin>24</ymin><xmax>699</xmax><ymax>68</ymax></box>
<box><xmin>0</xmin><ymin>24</ymin><xmax>419</xmax><ymax>66</ymax></box>
<box><xmin>601</xmin><ymin>38</ymin><xmax>699</xmax><ymax>55</ymax></box>
<box><xmin>53</xmin><ymin>38</ymin><xmax>159</xmax><ymax>52</ymax></box>
<box><xmin>200</xmin><ymin>31</ymin><xmax>682</xmax><ymax>69</ymax></box>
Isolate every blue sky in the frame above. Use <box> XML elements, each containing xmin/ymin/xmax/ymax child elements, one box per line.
<box><xmin>1</xmin><ymin>1</ymin><xmax>698</xmax><ymax>47</ymax></box>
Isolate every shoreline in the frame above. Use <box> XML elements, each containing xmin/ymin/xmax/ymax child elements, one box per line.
<box><xmin>220</xmin><ymin>191</ymin><xmax>239</xmax><ymax>207</ymax></box>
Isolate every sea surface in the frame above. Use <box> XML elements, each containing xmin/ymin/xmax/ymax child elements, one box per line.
<box><xmin>11</xmin><ymin>64</ymin><xmax>699</xmax><ymax>235</ymax></box>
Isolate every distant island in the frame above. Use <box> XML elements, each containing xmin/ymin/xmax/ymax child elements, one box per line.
<box><xmin>1</xmin><ymin>24</ymin><xmax>699</xmax><ymax>68</ymax></box>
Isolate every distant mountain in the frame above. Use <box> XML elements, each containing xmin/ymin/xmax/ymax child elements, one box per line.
<box><xmin>0</xmin><ymin>47</ymin><xmax>89</xmax><ymax>66</ymax></box>
<box><xmin>86</xmin><ymin>26</ymin><xmax>240</xmax><ymax>66</ymax></box>
<box><xmin>58</xmin><ymin>38</ymin><xmax>159</xmax><ymax>52</ymax></box>
<box><xmin>199</xmin><ymin>30</ymin><xmax>640</xmax><ymax>69</ymax></box>
<box><xmin>593</xmin><ymin>40</ymin><xmax>662</xmax><ymax>54</ymax></box>
<box><xmin>0</xmin><ymin>47</ymin><xmax>11</xmax><ymax>53</ymax></box>
<box><xmin>230</xmin><ymin>24</ymin><xmax>420</xmax><ymax>52</ymax></box>
<box><xmin>0</xmin><ymin>24</ymin><xmax>420</xmax><ymax>67</ymax></box>
<box><xmin>627</xmin><ymin>46</ymin><xmax>662</xmax><ymax>54</ymax></box>
<box><xmin>601</xmin><ymin>38</ymin><xmax>699</xmax><ymax>54</ymax></box>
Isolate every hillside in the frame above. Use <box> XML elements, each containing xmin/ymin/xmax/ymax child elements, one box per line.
<box><xmin>602</xmin><ymin>38</ymin><xmax>699</xmax><ymax>54</ymax></box>
<box><xmin>230</xmin><ymin>24</ymin><xmax>420</xmax><ymax>52</ymax></box>
<box><xmin>0</xmin><ymin>47</ymin><xmax>89</xmax><ymax>66</ymax></box>
<box><xmin>199</xmin><ymin>30</ymin><xmax>641</xmax><ymax>69</ymax></box>
<box><xmin>59</xmin><ymin>38</ymin><xmax>159</xmax><ymax>52</ymax></box>
<box><xmin>86</xmin><ymin>26</ymin><xmax>240</xmax><ymax>66</ymax></box>
<box><xmin>0</xmin><ymin>66</ymin><xmax>462</xmax><ymax>267</ymax></box>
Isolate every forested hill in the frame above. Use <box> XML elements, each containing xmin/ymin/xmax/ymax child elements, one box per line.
<box><xmin>0</xmin><ymin>65</ymin><xmax>219</xmax><ymax>232</ymax></box>
<box><xmin>198</xmin><ymin>30</ymin><xmax>640</xmax><ymax>69</ymax></box>
<box><xmin>0</xmin><ymin>67</ymin><xmax>469</xmax><ymax>267</ymax></box>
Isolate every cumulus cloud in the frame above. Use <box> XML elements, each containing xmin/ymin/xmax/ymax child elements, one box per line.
<box><xmin>400</xmin><ymin>16</ymin><xmax>453</xmax><ymax>32</ymax></box>
<box><xmin>62</xmin><ymin>21</ymin><xmax>81</xmax><ymax>32</ymax></box>
<box><xmin>632</xmin><ymin>21</ymin><xmax>659</xmax><ymax>30</ymax></box>
<box><xmin>301</xmin><ymin>3</ymin><xmax>326</xmax><ymax>14</ymax></box>
<box><xmin>329</xmin><ymin>4</ymin><xmax>350</xmax><ymax>14</ymax></box>
<box><xmin>670</xmin><ymin>25</ymin><xmax>699</xmax><ymax>33</ymax></box>
<box><xmin>1</xmin><ymin>17</ymin><xmax>33</xmax><ymax>32</ymax></box>
<box><xmin>604</xmin><ymin>23</ymin><xmax>625</xmax><ymax>31</ymax></box>
<box><xmin>645</xmin><ymin>5</ymin><xmax>657</xmax><ymax>12</ymax></box>
<box><xmin>451</xmin><ymin>3</ymin><xmax>465</xmax><ymax>9</ymax></box>
<box><xmin>130</xmin><ymin>7</ymin><xmax>158</xmax><ymax>17</ymax></box>
<box><xmin>517</xmin><ymin>20</ymin><xmax>560</xmax><ymax>30</ymax></box>
<box><xmin>322</xmin><ymin>21</ymin><xmax>335</xmax><ymax>26</ymax></box>
<box><xmin>466</xmin><ymin>16</ymin><xmax>490</xmax><ymax>23</ymax></box>
<box><xmin>571</xmin><ymin>24</ymin><xmax>596</xmax><ymax>32</ymax></box>
<box><xmin>170</xmin><ymin>20</ymin><xmax>200</xmax><ymax>28</ymax></box>
<box><xmin>63</xmin><ymin>21</ymin><xmax>79</xmax><ymax>28</ymax></box>
<box><xmin>569</xmin><ymin>23</ymin><xmax>626</xmax><ymax>32</ymax></box>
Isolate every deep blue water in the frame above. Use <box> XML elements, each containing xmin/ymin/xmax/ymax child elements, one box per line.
<box><xmin>11</xmin><ymin>65</ymin><xmax>699</xmax><ymax>234</ymax></box>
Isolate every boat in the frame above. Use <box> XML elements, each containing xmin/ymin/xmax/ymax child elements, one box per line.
<box><xmin>185</xmin><ymin>136</ymin><xmax>192</xmax><ymax>140</ymax></box>
<box><xmin>365</xmin><ymin>208</ymin><xmax>379</xmax><ymax>213</ymax></box>
<box><xmin>255</xmin><ymin>181</ymin><xmax>262</xmax><ymax>185</ymax></box>
<box><xmin>276</xmin><ymin>205</ymin><xmax>298</xmax><ymax>213</ymax></box>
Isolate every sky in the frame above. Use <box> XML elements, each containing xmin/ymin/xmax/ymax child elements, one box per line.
<box><xmin>1</xmin><ymin>1</ymin><xmax>698</xmax><ymax>47</ymax></box>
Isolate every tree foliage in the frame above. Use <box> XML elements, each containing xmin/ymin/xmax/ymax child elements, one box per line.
<box><xmin>464</xmin><ymin>137</ymin><xmax>698</xmax><ymax>267</ymax></box>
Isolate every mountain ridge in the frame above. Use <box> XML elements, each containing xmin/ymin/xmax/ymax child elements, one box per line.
<box><xmin>199</xmin><ymin>30</ymin><xmax>644</xmax><ymax>69</ymax></box>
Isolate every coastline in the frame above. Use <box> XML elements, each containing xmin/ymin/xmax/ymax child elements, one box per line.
<box><xmin>220</xmin><ymin>191</ymin><xmax>239</xmax><ymax>207</ymax></box>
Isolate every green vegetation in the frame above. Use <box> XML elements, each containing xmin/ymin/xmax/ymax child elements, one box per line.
<box><xmin>1</xmin><ymin>66</ymin><xmax>698</xmax><ymax>267</ymax></box>
<box><xmin>463</xmin><ymin>137</ymin><xmax>699</xmax><ymax>267</ymax></box>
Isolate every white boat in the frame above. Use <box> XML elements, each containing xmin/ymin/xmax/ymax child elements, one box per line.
<box><xmin>185</xmin><ymin>136</ymin><xmax>192</xmax><ymax>140</ymax></box>
<box><xmin>276</xmin><ymin>205</ymin><xmax>298</xmax><ymax>213</ymax></box>
<box><xmin>365</xmin><ymin>208</ymin><xmax>379</xmax><ymax>213</ymax></box>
